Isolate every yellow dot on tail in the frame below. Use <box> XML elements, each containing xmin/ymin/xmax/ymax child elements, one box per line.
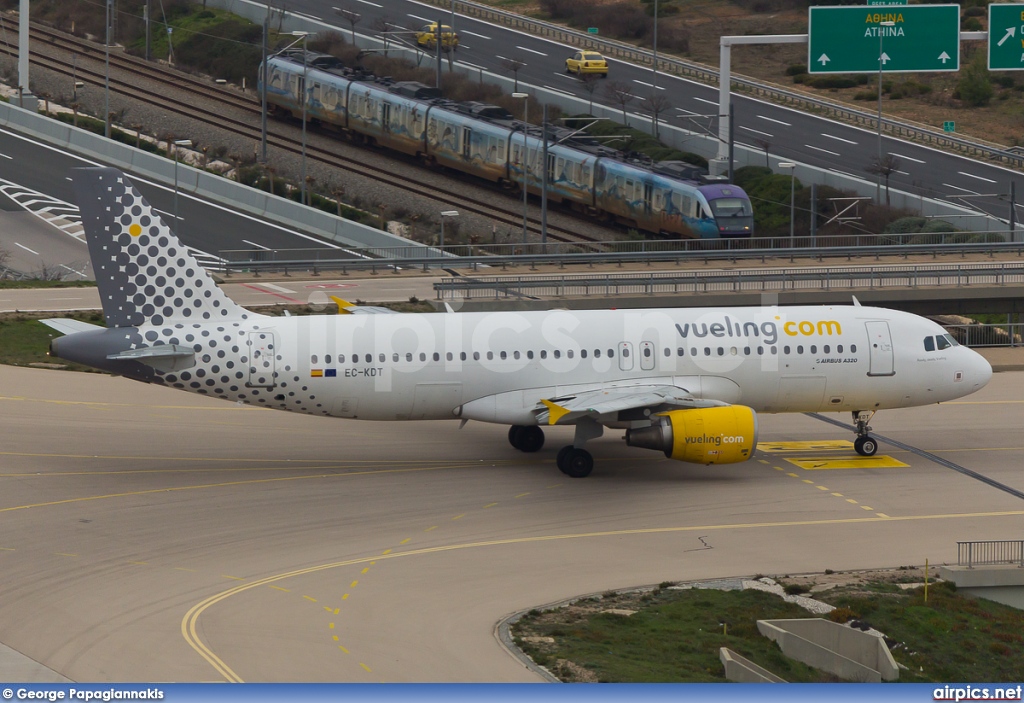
<box><xmin>129</xmin><ymin>223</ymin><xmax>142</xmax><ymax>237</ymax></box>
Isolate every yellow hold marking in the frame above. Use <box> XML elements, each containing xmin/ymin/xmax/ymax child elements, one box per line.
<box><xmin>303</xmin><ymin>596</ymin><xmax>317</xmax><ymax>602</ymax></box>
<box><xmin>540</xmin><ymin>399</ymin><xmax>571</xmax><ymax>425</ymax></box>
<box><xmin>270</xmin><ymin>586</ymin><xmax>290</xmax><ymax>592</ymax></box>
<box><xmin>333</xmin><ymin>635</ymin><xmax>339</xmax><ymax>641</ymax></box>
<box><xmin>786</xmin><ymin>456</ymin><xmax>909</xmax><ymax>470</ymax></box>
<box><xmin>399</xmin><ymin>538</ymin><xmax>411</xmax><ymax>544</ymax></box>
<box><xmin>222</xmin><ymin>575</ymin><xmax>245</xmax><ymax>581</ymax></box>
<box><xmin>361</xmin><ymin>567</ymin><xmax>369</xmax><ymax>574</ymax></box>
<box><xmin>329</xmin><ymin>623</ymin><xmax>334</xmax><ymax>629</ymax></box>
<box><xmin>452</xmin><ymin>514</ymin><xmax>464</xmax><ymax>520</ymax></box>
<box><xmin>832</xmin><ymin>492</ymin><xmax>844</xmax><ymax>497</ymax></box>
<box><xmin>339</xmin><ymin>645</ymin><xmax>349</xmax><ymax>653</ymax></box>
<box><xmin>381</xmin><ymin>549</ymin><xmax>392</xmax><ymax>555</ymax></box>
<box><xmin>425</xmin><ymin>526</ymin><xmax>438</xmax><ymax>531</ymax></box>
<box><xmin>846</xmin><ymin>499</ymin><xmax>859</xmax><ymax>504</ymax></box>
<box><xmin>861</xmin><ymin>506</ymin><xmax>874</xmax><ymax>511</ymax></box>
<box><xmin>360</xmin><ymin>663</ymin><xmax>372</xmax><ymax>673</ymax></box>
<box><xmin>483</xmin><ymin>503</ymin><xmax>498</xmax><ymax>508</ymax></box>
<box><xmin>350</xmin><ymin>581</ymin><xmax>358</xmax><ymax>588</ymax></box>
<box><xmin>759</xmin><ymin>440</ymin><xmax>854</xmax><ymax>452</ymax></box>
<box><xmin>515</xmin><ymin>493</ymin><xmax>530</xmax><ymax>499</ymax></box>
<box><xmin>330</xmin><ymin>296</ymin><xmax>355</xmax><ymax>314</ymax></box>
<box><xmin>342</xmin><ymin>595</ymin><xmax>349</xmax><ymax>601</ymax></box>
<box><xmin>876</xmin><ymin>513</ymin><xmax>890</xmax><ymax>518</ymax></box>
<box><xmin>816</xmin><ymin>486</ymin><xmax>829</xmax><ymax>491</ymax></box>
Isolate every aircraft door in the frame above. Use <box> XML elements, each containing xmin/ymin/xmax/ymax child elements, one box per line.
<box><xmin>865</xmin><ymin>321</ymin><xmax>895</xmax><ymax>377</ymax></box>
<box><xmin>247</xmin><ymin>331</ymin><xmax>277</xmax><ymax>388</ymax></box>
<box><xmin>618</xmin><ymin>342</ymin><xmax>633</xmax><ymax>371</ymax></box>
<box><xmin>640</xmin><ymin>341</ymin><xmax>655</xmax><ymax>371</ymax></box>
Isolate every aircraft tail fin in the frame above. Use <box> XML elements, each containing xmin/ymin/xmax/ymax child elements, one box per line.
<box><xmin>72</xmin><ymin>167</ymin><xmax>250</xmax><ymax>328</ymax></box>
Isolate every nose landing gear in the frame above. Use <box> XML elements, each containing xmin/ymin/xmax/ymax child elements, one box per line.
<box><xmin>508</xmin><ymin>425</ymin><xmax>545</xmax><ymax>453</ymax></box>
<box><xmin>852</xmin><ymin>411</ymin><xmax>878</xmax><ymax>456</ymax></box>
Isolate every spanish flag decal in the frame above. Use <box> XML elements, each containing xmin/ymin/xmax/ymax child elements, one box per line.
<box><xmin>311</xmin><ymin>369</ymin><xmax>324</xmax><ymax>377</ymax></box>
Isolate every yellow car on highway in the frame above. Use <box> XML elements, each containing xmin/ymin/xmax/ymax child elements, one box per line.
<box><xmin>565</xmin><ymin>50</ymin><xmax>608</xmax><ymax>77</ymax></box>
<box><xmin>417</xmin><ymin>23</ymin><xmax>459</xmax><ymax>50</ymax></box>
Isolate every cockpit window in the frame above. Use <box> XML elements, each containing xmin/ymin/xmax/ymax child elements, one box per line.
<box><xmin>924</xmin><ymin>337</ymin><xmax>935</xmax><ymax>352</ymax></box>
<box><xmin>945</xmin><ymin>334</ymin><xmax>960</xmax><ymax>347</ymax></box>
<box><xmin>936</xmin><ymin>335</ymin><xmax>952</xmax><ymax>350</ymax></box>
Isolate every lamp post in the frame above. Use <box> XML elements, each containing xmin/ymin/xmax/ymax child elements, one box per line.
<box><xmin>439</xmin><ymin>210</ymin><xmax>458</xmax><ymax>254</ymax></box>
<box><xmin>877</xmin><ymin>19</ymin><xmax>895</xmax><ymax>203</ymax></box>
<box><xmin>104</xmin><ymin>0</ymin><xmax>111</xmax><ymax>138</ymax></box>
<box><xmin>172</xmin><ymin>138</ymin><xmax>192</xmax><ymax>236</ymax></box>
<box><xmin>779</xmin><ymin>162</ymin><xmax>796</xmax><ymax>249</ymax></box>
<box><xmin>512</xmin><ymin>92</ymin><xmax>529</xmax><ymax>245</ymax></box>
<box><xmin>290</xmin><ymin>31</ymin><xmax>310</xmax><ymax>205</ymax></box>
<box><xmin>652</xmin><ymin>0</ymin><xmax>658</xmax><ymax>89</ymax></box>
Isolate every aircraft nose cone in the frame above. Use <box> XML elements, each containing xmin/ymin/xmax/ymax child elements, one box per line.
<box><xmin>972</xmin><ymin>350</ymin><xmax>993</xmax><ymax>389</ymax></box>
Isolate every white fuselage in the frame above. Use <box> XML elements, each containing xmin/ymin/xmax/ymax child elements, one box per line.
<box><xmin>152</xmin><ymin>305</ymin><xmax>991</xmax><ymax>425</ymax></box>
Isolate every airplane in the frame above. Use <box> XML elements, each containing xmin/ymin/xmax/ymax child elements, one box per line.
<box><xmin>43</xmin><ymin>168</ymin><xmax>993</xmax><ymax>478</ymax></box>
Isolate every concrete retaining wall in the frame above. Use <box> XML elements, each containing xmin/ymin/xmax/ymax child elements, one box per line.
<box><xmin>719</xmin><ymin>647</ymin><xmax>786</xmax><ymax>683</ymax></box>
<box><xmin>757</xmin><ymin>618</ymin><xmax>899</xmax><ymax>682</ymax></box>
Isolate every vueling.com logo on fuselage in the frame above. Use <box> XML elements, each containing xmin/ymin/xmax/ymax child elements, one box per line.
<box><xmin>674</xmin><ymin>317</ymin><xmax>842</xmax><ymax>345</ymax></box>
<box><xmin>685</xmin><ymin>434</ymin><xmax>747</xmax><ymax>446</ymax></box>
<box><xmin>783</xmin><ymin>320</ymin><xmax>842</xmax><ymax>337</ymax></box>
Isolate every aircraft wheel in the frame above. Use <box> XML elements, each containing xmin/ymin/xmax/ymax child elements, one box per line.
<box><xmin>854</xmin><ymin>436</ymin><xmax>878</xmax><ymax>457</ymax></box>
<box><xmin>563</xmin><ymin>448</ymin><xmax>594</xmax><ymax>478</ymax></box>
<box><xmin>508</xmin><ymin>425</ymin><xmax>525</xmax><ymax>449</ymax></box>
<box><xmin>556</xmin><ymin>446</ymin><xmax>573</xmax><ymax>473</ymax></box>
<box><xmin>516</xmin><ymin>426</ymin><xmax>545</xmax><ymax>453</ymax></box>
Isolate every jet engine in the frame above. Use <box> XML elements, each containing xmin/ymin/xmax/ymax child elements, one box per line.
<box><xmin>625</xmin><ymin>406</ymin><xmax>757</xmax><ymax>465</ymax></box>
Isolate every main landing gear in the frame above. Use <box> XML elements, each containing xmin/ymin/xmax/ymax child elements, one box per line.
<box><xmin>508</xmin><ymin>419</ymin><xmax>604</xmax><ymax>478</ymax></box>
<box><xmin>852</xmin><ymin>410</ymin><xmax>878</xmax><ymax>457</ymax></box>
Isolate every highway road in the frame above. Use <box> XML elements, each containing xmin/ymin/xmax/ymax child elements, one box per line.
<box><xmin>1</xmin><ymin>362</ymin><xmax>1022</xmax><ymax>681</ymax></box>
<box><xmin>0</xmin><ymin>125</ymin><xmax>349</xmax><ymax>276</ymax></box>
<box><xmin>271</xmin><ymin>0</ymin><xmax>1023</xmax><ymax>223</ymax></box>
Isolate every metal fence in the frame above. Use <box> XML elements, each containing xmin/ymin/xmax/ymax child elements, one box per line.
<box><xmin>432</xmin><ymin>262</ymin><xmax>1024</xmax><ymax>300</ymax></box>
<box><xmin>957</xmin><ymin>540</ymin><xmax>1024</xmax><ymax>568</ymax></box>
<box><xmin>946</xmin><ymin>324</ymin><xmax>1024</xmax><ymax>348</ymax></box>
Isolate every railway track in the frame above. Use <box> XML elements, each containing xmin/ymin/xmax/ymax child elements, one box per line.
<box><xmin>3</xmin><ymin>16</ymin><xmax>605</xmax><ymax>247</ymax></box>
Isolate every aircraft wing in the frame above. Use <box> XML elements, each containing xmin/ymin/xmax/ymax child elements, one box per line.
<box><xmin>39</xmin><ymin>318</ymin><xmax>103</xmax><ymax>336</ymax></box>
<box><xmin>535</xmin><ymin>385</ymin><xmax>728</xmax><ymax>426</ymax></box>
<box><xmin>330</xmin><ymin>296</ymin><xmax>399</xmax><ymax>314</ymax></box>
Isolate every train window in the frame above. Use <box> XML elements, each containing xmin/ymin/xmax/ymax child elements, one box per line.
<box><xmin>546</xmin><ymin>153</ymin><xmax>555</xmax><ymax>180</ymax></box>
<box><xmin>936</xmin><ymin>335</ymin><xmax>952</xmax><ymax>350</ymax></box>
<box><xmin>581</xmin><ymin>164</ymin><xmax>591</xmax><ymax>184</ymax></box>
<box><xmin>924</xmin><ymin>337</ymin><xmax>935</xmax><ymax>352</ymax></box>
<box><xmin>462</xmin><ymin>127</ymin><xmax>472</xmax><ymax>159</ymax></box>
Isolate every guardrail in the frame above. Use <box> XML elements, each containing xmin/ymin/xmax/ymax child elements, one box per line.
<box><xmin>958</xmin><ymin>540</ymin><xmax>1024</xmax><ymax>568</ymax></box>
<box><xmin>946</xmin><ymin>323</ymin><xmax>1023</xmax><ymax>348</ymax></box>
<box><xmin>218</xmin><ymin>238</ymin><xmax>1024</xmax><ymax>275</ymax></box>
<box><xmin>432</xmin><ymin>262</ymin><xmax>1024</xmax><ymax>300</ymax></box>
<box><xmin>423</xmin><ymin>0</ymin><xmax>1024</xmax><ymax>169</ymax></box>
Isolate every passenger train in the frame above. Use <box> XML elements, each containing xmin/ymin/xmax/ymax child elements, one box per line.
<box><xmin>260</xmin><ymin>51</ymin><xmax>755</xmax><ymax>239</ymax></box>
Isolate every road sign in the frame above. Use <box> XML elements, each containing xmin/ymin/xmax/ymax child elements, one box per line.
<box><xmin>943</xmin><ymin>121</ymin><xmax>955</xmax><ymax>133</ymax></box>
<box><xmin>808</xmin><ymin>4</ymin><xmax>960</xmax><ymax>74</ymax></box>
<box><xmin>989</xmin><ymin>4</ymin><xmax>1024</xmax><ymax>70</ymax></box>
<box><xmin>587</xmin><ymin>27</ymin><xmax>599</xmax><ymax>34</ymax></box>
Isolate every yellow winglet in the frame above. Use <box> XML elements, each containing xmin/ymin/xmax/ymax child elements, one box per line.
<box><xmin>541</xmin><ymin>399</ymin><xmax>571</xmax><ymax>426</ymax></box>
<box><xmin>330</xmin><ymin>296</ymin><xmax>355</xmax><ymax>314</ymax></box>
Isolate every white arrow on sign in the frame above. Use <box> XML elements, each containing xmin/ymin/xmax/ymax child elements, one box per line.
<box><xmin>998</xmin><ymin>26</ymin><xmax>1016</xmax><ymax>47</ymax></box>
<box><xmin>938</xmin><ymin>51</ymin><xmax>951</xmax><ymax>63</ymax></box>
<box><xmin>817</xmin><ymin>53</ymin><xmax>830</xmax><ymax>66</ymax></box>
<box><xmin>880</xmin><ymin>52</ymin><xmax>890</xmax><ymax>65</ymax></box>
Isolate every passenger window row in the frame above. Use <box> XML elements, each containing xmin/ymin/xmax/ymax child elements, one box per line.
<box><xmin>308</xmin><ymin>343</ymin><xmax>857</xmax><ymax>365</ymax></box>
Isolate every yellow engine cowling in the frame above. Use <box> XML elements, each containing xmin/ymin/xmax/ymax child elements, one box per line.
<box><xmin>625</xmin><ymin>406</ymin><xmax>758</xmax><ymax>465</ymax></box>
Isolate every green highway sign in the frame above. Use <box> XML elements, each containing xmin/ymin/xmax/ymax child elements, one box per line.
<box><xmin>808</xmin><ymin>4</ymin><xmax>960</xmax><ymax>74</ymax></box>
<box><xmin>989</xmin><ymin>4</ymin><xmax>1024</xmax><ymax>70</ymax></box>
<box><xmin>868</xmin><ymin>0</ymin><xmax>908</xmax><ymax>4</ymax></box>
<box><xmin>943</xmin><ymin>121</ymin><xmax>955</xmax><ymax>133</ymax></box>
<box><xmin>587</xmin><ymin>27</ymin><xmax>599</xmax><ymax>34</ymax></box>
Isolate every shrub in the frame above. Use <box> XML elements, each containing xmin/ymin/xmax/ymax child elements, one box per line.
<box><xmin>884</xmin><ymin>216</ymin><xmax>926</xmax><ymax>234</ymax></box>
<box><xmin>783</xmin><ymin>583</ymin><xmax>808</xmax><ymax>595</ymax></box>
<box><xmin>785</xmin><ymin>64</ymin><xmax>808</xmax><ymax>76</ymax></box>
<box><xmin>807</xmin><ymin>76</ymin><xmax>859</xmax><ymax>89</ymax></box>
<box><xmin>826</xmin><ymin>606</ymin><xmax>860</xmax><ymax>623</ymax></box>
<box><xmin>962</xmin><ymin>17</ymin><xmax>982</xmax><ymax>31</ymax></box>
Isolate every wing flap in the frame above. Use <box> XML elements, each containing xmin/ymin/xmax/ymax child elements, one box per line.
<box><xmin>534</xmin><ymin>385</ymin><xmax>726</xmax><ymax>425</ymax></box>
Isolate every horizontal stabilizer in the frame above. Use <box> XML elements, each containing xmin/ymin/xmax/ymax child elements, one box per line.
<box><xmin>106</xmin><ymin>344</ymin><xmax>196</xmax><ymax>372</ymax></box>
<box><xmin>39</xmin><ymin>318</ymin><xmax>103</xmax><ymax>336</ymax></box>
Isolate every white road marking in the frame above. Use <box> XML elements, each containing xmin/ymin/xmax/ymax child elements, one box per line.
<box><xmin>943</xmin><ymin>183</ymin><xmax>981</xmax><ymax>195</ymax></box>
<box><xmin>553</xmin><ymin>72</ymin><xmax>576</xmax><ymax>80</ymax></box>
<box><xmin>889</xmin><ymin>151</ymin><xmax>925</xmax><ymax>164</ymax></box>
<box><xmin>740</xmin><ymin>126</ymin><xmax>773</xmax><ymax>138</ymax></box>
<box><xmin>517</xmin><ymin>46</ymin><xmax>548</xmax><ymax>56</ymax></box>
<box><xmin>693</xmin><ymin>96</ymin><xmax>717</xmax><ymax>106</ymax></box>
<box><xmin>805</xmin><ymin>144</ymin><xmax>841</xmax><ymax>156</ymax></box>
<box><xmin>829</xmin><ymin>168</ymin><xmax>857</xmax><ymax>177</ymax></box>
<box><xmin>0</xmin><ymin>152</ymin><xmax>11</xmax><ymax>159</ymax></box>
<box><xmin>758</xmin><ymin>115</ymin><xmax>792</xmax><ymax>127</ymax></box>
<box><xmin>543</xmin><ymin>85</ymin><xmax>575</xmax><ymax>97</ymax></box>
<box><xmin>674</xmin><ymin>107</ymin><xmax>697</xmax><ymax>115</ymax></box>
<box><xmin>895</xmin><ymin>170</ymin><xmax>910</xmax><ymax>176</ymax></box>
<box><xmin>355</xmin><ymin>0</ymin><xmax>382</xmax><ymax>6</ymax></box>
<box><xmin>461</xmin><ymin>30</ymin><xmax>490</xmax><ymax>39</ymax></box>
<box><xmin>242</xmin><ymin>239</ymin><xmax>271</xmax><ymax>251</ymax></box>
<box><xmin>822</xmin><ymin>133</ymin><xmax>858</xmax><ymax>145</ymax></box>
<box><xmin>958</xmin><ymin>171</ymin><xmax>997</xmax><ymax>184</ymax></box>
<box><xmin>291</xmin><ymin>10</ymin><xmax>322</xmax><ymax>21</ymax></box>
<box><xmin>633</xmin><ymin>80</ymin><xmax>666</xmax><ymax>90</ymax></box>
<box><xmin>257</xmin><ymin>283</ymin><xmax>296</xmax><ymax>294</ymax></box>
<box><xmin>14</xmin><ymin>242</ymin><xmax>39</xmax><ymax>255</ymax></box>
<box><xmin>458</xmin><ymin>61</ymin><xmax>487</xmax><ymax>70</ymax></box>
<box><xmin>407</xmin><ymin>14</ymin><xmax>432</xmax><ymax>23</ymax></box>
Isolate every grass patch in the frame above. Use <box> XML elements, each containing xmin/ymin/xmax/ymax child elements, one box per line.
<box><xmin>512</xmin><ymin>577</ymin><xmax>1024</xmax><ymax>682</ymax></box>
<box><xmin>0</xmin><ymin>280</ymin><xmax>96</xmax><ymax>290</ymax></box>
<box><xmin>0</xmin><ymin>311</ymin><xmax>104</xmax><ymax>372</ymax></box>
